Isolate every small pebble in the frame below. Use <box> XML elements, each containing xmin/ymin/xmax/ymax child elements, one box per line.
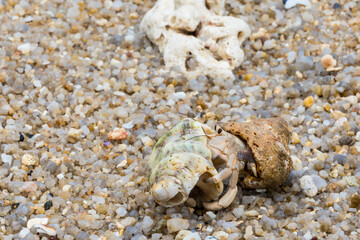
<box><xmin>291</xmin><ymin>132</ymin><xmax>300</xmax><ymax>144</ymax></box>
<box><xmin>212</xmin><ymin>231</ymin><xmax>229</xmax><ymax>240</ymax></box>
<box><xmin>300</xmin><ymin>175</ymin><xmax>318</xmax><ymax>197</ymax></box>
<box><xmin>292</xmin><ymin>155</ymin><xmax>303</xmax><ymax>171</ymax></box>
<box><xmin>21</xmin><ymin>182</ymin><xmax>38</xmax><ymax>192</ymax></box>
<box><xmin>27</xmin><ymin>217</ymin><xmax>49</xmax><ymax>229</ymax></box>
<box><xmin>17</xmin><ymin>43</ymin><xmax>37</xmax><ymax>54</ymax></box>
<box><xmin>175</xmin><ymin>230</ymin><xmax>201</xmax><ymax>240</ymax></box>
<box><xmin>303</xmin><ymin>231</ymin><xmax>312</xmax><ymax>240</ymax></box>
<box><xmin>108</xmin><ymin>128</ymin><xmax>128</xmax><ymax>140</ymax></box>
<box><xmin>167</xmin><ymin>218</ymin><xmax>190</xmax><ymax>233</ymax></box>
<box><xmin>303</xmin><ymin>96</ymin><xmax>314</xmax><ymax>108</ymax></box>
<box><xmin>34</xmin><ymin>224</ymin><xmax>57</xmax><ymax>236</ymax></box>
<box><xmin>244</xmin><ymin>226</ymin><xmax>253</xmax><ymax>240</ymax></box>
<box><xmin>19</xmin><ymin>133</ymin><xmax>25</xmax><ymax>142</ymax></box>
<box><xmin>321</xmin><ymin>54</ymin><xmax>336</xmax><ymax>69</ymax></box>
<box><xmin>140</xmin><ymin>135</ymin><xmax>153</xmax><ymax>146</ymax></box>
<box><xmin>120</xmin><ymin>217</ymin><xmax>136</xmax><ymax>227</ymax></box>
<box><xmin>349</xmin><ymin>193</ymin><xmax>360</xmax><ymax>208</ymax></box>
<box><xmin>1</xmin><ymin>154</ymin><xmax>12</xmax><ymax>165</ymax></box>
<box><xmin>333</xmin><ymin>3</ymin><xmax>342</xmax><ymax>9</ymax></box>
<box><xmin>205</xmin><ymin>211</ymin><xmax>216</xmax><ymax>220</ymax></box>
<box><xmin>284</xmin><ymin>0</ymin><xmax>311</xmax><ymax>9</ymax></box>
<box><xmin>232</xmin><ymin>206</ymin><xmax>244</xmax><ymax>218</ymax></box>
<box><xmin>244</xmin><ymin>210</ymin><xmax>259</xmax><ymax>217</ymax></box>
<box><xmin>338</xmin><ymin>136</ymin><xmax>353</xmax><ymax>146</ymax></box>
<box><xmin>286</xmin><ymin>222</ymin><xmax>297</xmax><ymax>230</ymax></box>
<box><xmin>116</xmin><ymin>207</ymin><xmax>127</xmax><ymax>217</ymax></box>
<box><xmin>44</xmin><ymin>200</ymin><xmax>53</xmax><ymax>210</ymax></box>
<box><xmin>311</xmin><ymin>175</ymin><xmax>327</xmax><ymax>191</ymax></box>
<box><xmin>68</xmin><ymin>128</ymin><xmax>83</xmax><ymax>138</ymax></box>
<box><xmin>19</xmin><ymin>228</ymin><xmax>31</xmax><ymax>238</ymax></box>
<box><xmin>22</xmin><ymin>154</ymin><xmax>36</xmax><ymax>166</ymax></box>
<box><xmin>343</xmin><ymin>176</ymin><xmax>359</xmax><ymax>187</ymax></box>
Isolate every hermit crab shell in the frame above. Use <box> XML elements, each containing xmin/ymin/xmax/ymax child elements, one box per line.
<box><xmin>219</xmin><ymin>118</ymin><xmax>292</xmax><ymax>188</ymax></box>
<box><xmin>149</xmin><ymin>118</ymin><xmax>223</xmax><ymax>207</ymax></box>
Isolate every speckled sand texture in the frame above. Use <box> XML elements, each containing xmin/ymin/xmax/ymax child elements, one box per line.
<box><xmin>0</xmin><ymin>0</ymin><xmax>360</xmax><ymax>240</ymax></box>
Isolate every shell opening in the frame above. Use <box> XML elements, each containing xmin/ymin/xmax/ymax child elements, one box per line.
<box><xmin>166</xmin><ymin>192</ymin><xmax>186</xmax><ymax>205</ymax></box>
<box><xmin>151</xmin><ymin>177</ymin><xmax>187</xmax><ymax>206</ymax></box>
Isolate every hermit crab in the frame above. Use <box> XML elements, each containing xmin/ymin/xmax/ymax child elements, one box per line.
<box><xmin>149</xmin><ymin>118</ymin><xmax>291</xmax><ymax>210</ymax></box>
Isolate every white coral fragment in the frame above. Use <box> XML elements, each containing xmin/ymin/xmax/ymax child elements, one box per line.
<box><xmin>141</xmin><ymin>0</ymin><xmax>250</xmax><ymax>80</ymax></box>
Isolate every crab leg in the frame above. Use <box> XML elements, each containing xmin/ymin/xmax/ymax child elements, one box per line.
<box><xmin>203</xmin><ymin>159</ymin><xmax>240</xmax><ymax>210</ymax></box>
<box><xmin>205</xmin><ymin>153</ymin><xmax>237</xmax><ymax>184</ymax></box>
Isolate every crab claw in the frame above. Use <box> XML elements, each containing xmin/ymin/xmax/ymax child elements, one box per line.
<box><xmin>248</xmin><ymin>162</ymin><xmax>258</xmax><ymax>177</ymax></box>
<box><xmin>151</xmin><ymin>176</ymin><xmax>186</xmax><ymax>206</ymax></box>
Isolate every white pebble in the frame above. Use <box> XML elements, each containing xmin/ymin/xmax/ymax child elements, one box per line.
<box><xmin>110</xmin><ymin>59</ymin><xmax>123</xmax><ymax>68</ymax></box>
<box><xmin>122</xmin><ymin>121</ymin><xmax>134</xmax><ymax>129</ymax></box>
<box><xmin>205</xmin><ymin>211</ymin><xmax>216</xmax><ymax>220</ymax></box>
<box><xmin>68</xmin><ymin>128</ymin><xmax>83</xmax><ymax>138</ymax></box>
<box><xmin>284</xmin><ymin>0</ymin><xmax>311</xmax><ymax>9</ymax></box>
<box><xmin>172</xmin><ymin>92</ymin><xmax>186</xmax><ymax>102</ymax></box>
<box><xmin>232</xmin><ymin>206</ymin><xmax>244</xmax><ymax>218</ymax></box>
<box><xmin>34</xmin><ymin>224</ymin><xmax>57</xmax><ymax>236</ymax></box>
<box><xmin>142</xmin><ymin>216</ymin><xmax>154</xmax><ymax>229</ymax></box>
<box><xmin>334</xmin><ymin>117</ymin><xmax>347</xmax><ymax>129</ymax></box>
<box><xmin>33</xmin><ymin>80</ymin><xmax>42</xmax><ymax>88</ymax></box>
<box><xmin>319</xmin><ymin>170</ymin><xmax>329</xmax><ymax>178</ymax></box>
<box><xmin>27</xmin><ymin>218</ymin><xmax>49</xmax><ymax>229</ymax></box>
<box><xmin>344</xmin><ymin>96</ymin><xmax>358</xmax><ymax>105</ymax></box>
<box><xmin>57</xmin><ymin>173</ymin><xmax>64</xmax><ymax>180</ymax></box>
<box><xmin>1</xmin><ymin>154</ymin><xmax>12</xmax><ymax>165</ymax></box>
<box><xmin>175</xmin><ymin>230</ymin><xmax>201</xmax><ymax>240</ymax></box>
<box><xmin>263</xmin><ymin>39</ymin><xmax>276</xmax><ymax>50</ymax></box>
<box><xmin>151</xmin><ymin>77</ymin><xmax>164</xmax><ymax>86</ymax></box>
<box><xmin>300</xmin><ymin>175</ymin><xmax>318</xmax><ymax>197</ymax></box>
<box><xmin>303</xmin><ymin>231</ymin><xmax>312</xmax><ymax>240</ymax></box>
<box><xmin>95</xmin><ymin>84</ymin><xmax>104</xmax><ymax>91</ymax></box>
<box><xmin>19</xmin><ymin>228</ymin><xmax>30</xmax><ymax>238</ymax></box>
<box><xmin>212</xmin><ymin>231</ymin><xmax>229</xmax><ymax>240</ymax></box>
<box><xmin>124</xmin><ymin>34</ymin><xmax>135</xmax><ymax>43</ymax></box>
<box><xmin>112</xmin><ymin>0</ymin><xmax>123</xmax><ymax>11</ymax></box>
<box><xmin>95</xmin><ymin>18</ymin><xmax>108</xmax><ymax>26</ymax></box>
<box><xmin>62</xmin><ymin>185</ymin><xmax>71</xmax><ymax>192</ymax></box>
<box><xmin>287</xmin><ymin>51</ymin><xmax>297</xmax><ymax>63</ymax></box>
<box><xmin>116</xmin><ymin>207</ymin><xmax>127</xmax><ymax>217</ymax></box>
<box><xmin>151</xmin><ymin>233</ymin><xmax>163</xmax><ymax>240</ymax></box>
<box><xmin>120</xmin><ymin>217</ymin><xmax>136</xmax><ymax>226</ymax></box>
<box><xmin>17</xmin><ymin>43</ymin><xmax>37</xmax><ymax>54</ymax></box>
<box><xmin>67</xmin><ymin>6</ymin><xmax>80</xmax><ymax>18</ymax></box>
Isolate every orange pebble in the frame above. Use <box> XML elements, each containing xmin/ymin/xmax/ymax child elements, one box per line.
<box><xmin>108</xmin><ymin>128</ymin><xmax>128</xmax><ymax>140</ymax></box>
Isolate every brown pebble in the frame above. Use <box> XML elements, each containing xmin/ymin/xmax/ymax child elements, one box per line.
<box><xmin>350</xmin><ymin>193</ymin><xmax>360</xmax><ymax>208</ymax></box>
<box><xmin>338</xmin><ymin>136</ymin><xmax>353</xmax><ymax>146</ymax></box>
<box><xmin>108</xmin><ymin>128</ymin><xmax>128</xmax><ymax>140</ymax></box>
